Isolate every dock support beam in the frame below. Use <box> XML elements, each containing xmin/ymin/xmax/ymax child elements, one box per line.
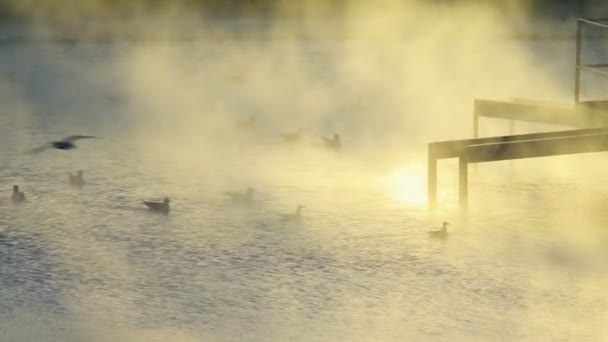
<box><xmin>473</xmin><ymin>100</ymin><xmax>479</xmax><ymax>138</ymax></box>
<box><xmin>459</xmin><ymin>157</ymin><xmax>468</xmax><ymax>210</ymax></box>
<box><xmin>428</xmin><ymin>153</ymin><xmax>437</xmax><ymax>211</ymax></box>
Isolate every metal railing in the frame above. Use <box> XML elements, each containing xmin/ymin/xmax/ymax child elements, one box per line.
<box><xmin>575</xmin><ymin>18</ymin><xmax>608</xmax><ymax>103</ymax></box>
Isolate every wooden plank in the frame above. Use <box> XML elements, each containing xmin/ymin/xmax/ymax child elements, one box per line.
<box><xmin>429</xmin><ymin>127</ymin><xmax>608</xmax><ymax>160</ymax></box>
<box><xmin>465</xmin><ymin>133</ymin><xmax>608</xmax><ymax>163</ymax></box>
<box><xmin>474</xmin><ymin>99</ymin><xmax>608</xmax><ymax>127</ymax></box>
<box><xmin>474</xmin><ymin>99</ymin><xmax>579</xmax><ymax>125</ymax></box>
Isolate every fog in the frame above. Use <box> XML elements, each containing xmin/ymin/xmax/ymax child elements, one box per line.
<box><xmin>1</xmin><ymin>1</ymin><xmax>607</xmax><ymax>341</ymax></box>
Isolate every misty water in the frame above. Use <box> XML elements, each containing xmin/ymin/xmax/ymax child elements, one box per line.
<box><xmin>1</xmin><ymin>35</ymin><xmax>608</xmax><ymax>341</ymax></box>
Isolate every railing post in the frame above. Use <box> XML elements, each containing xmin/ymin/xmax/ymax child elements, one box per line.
<box><xmin>428</xmin><ymin>146</ymin><xmax>437</xmax><ymax>211</ymax></box>
<box><xmin>459</xmin><ymin>156</ymin><xmax>468</xmax><ymax>210</ymax></box>
<box><xmin>575</xmin><ymin>19</ymin><xmax>582</xmax><ymax>103</ymax></box>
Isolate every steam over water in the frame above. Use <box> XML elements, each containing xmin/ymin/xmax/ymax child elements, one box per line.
<box><xmin>1</xmin><ymin>34</ymin><xmax>608</xmax><ymax>341</ymax></box>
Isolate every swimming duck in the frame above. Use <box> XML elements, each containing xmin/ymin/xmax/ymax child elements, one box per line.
<box><xmin>280</xmin><ymin>129</ymin><xmax>302</xmax><ymax>143</ymax></box>
<box><xmin>280</xmin><ymin>205</ymin><xmax>304</xmax><ymax>223</ymax></box>
<box><xmin>143</xmin><ymin>197</ymin><xmax>170</xmax><ymax>213</ymax></box>
<box><xmin>235</xmin><ymin>115</ymin><xmax>255</xmax><ymax>130</ymax></box>
<box><xmin>68</xmin><ymin>170</ymin><xmax>85</xmax><ymax>187</ymax></box>
<box><xmin>352</xmin><ymin>96</ymin><xmax>368</xmax><ymax>113</ymax></box>
<box><xmin>227</xmin><ymin>71</ymin><xmax>245</xmax><ymax>85</ymax></box>
<box><xmin>225</xmin><ymin>187</ymin><xmax>255</xmax><ymax>205</ymax></box>
<box><xmin>428</xmin><ymin>222</ymin><xmax>448</xmax><ymax>239</ymax></box>
<box><xmin>29</xmin><ymin>135</ymin><xmax>98</xmax><ymax>154</ymax></box>
<box><xmin>11</xmin><ymin>185</ymin><xmax>26</xmax><ymax>203</ymax></box>
<box><xmin>323</xmin><ymin>133</ymin><xmax>341</xmax><ymax>151</ymax></box>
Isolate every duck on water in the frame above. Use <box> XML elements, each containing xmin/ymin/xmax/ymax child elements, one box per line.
<box><xmin>280</xmin><ymin>205</ymin><xmax>304</xmax><ymax>223</ymax></box>
<box><xmin>143</xmin><ymin>197</ymin><xmax>170</xmax><ymax>213</ymax></box>
<box><xmin>280</xmin><ymin>129</ymin><xmax>302</xmax><ymax>143</ymax></box>
<box><xmin>225</xmin><ymin>187</ymin><xmax>255</xmax><ymax>205</ymax></box>
<box><xmin>11</xmin><ymin>185</ymin><xmax>26</xmax><ymax>203</ymax></box>
<box><xmin>428</xmin><ymin>222</ymin><xmax>449</xmax><ymax>239</ymax></box>
<box><xmin>323</xmin><ymin>133</ymin><xmax>341</xmax><ymax>151</ymax></box>
<box><xmin>69</xmin><ymin>170</ymin><xmax>85</xmax><ymax>187</ymax></box>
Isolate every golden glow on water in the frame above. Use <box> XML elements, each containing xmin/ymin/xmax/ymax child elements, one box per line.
<box><xmin>375</xmin><ymin>163</ymin><xmax>427</xmax><ymax>206</ymax></box>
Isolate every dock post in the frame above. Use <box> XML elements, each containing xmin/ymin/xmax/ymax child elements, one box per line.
<box><xmin>459</xmin><ymin>156</ymin><xmax>468</xmax><ymax>210</ymax></box>
<box><xmin>473</xmin><ymin>100</ymin><xmax>479</xmax><ymax>138</ymax></box>
<box><xmin>428</xmin><ymin>150</ymin><xmax>437</xmax><ymax>211</ymax></box>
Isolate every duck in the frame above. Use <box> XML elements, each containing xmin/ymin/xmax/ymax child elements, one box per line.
<box><xmin>29</xmin><ymin>135</ymin><xmax>99</xmax><ymax>154</ymax></box>
<box><xmin>428</xmin><ymin>222</ymin><xmax>448</xmax><ymax>239</ymax></box>
<box><xmin>323</xmin><ymin>133</ymin><xmax>341</xmax><ymax>151</ymax></box>
<box><xmin>68</xmin><ymin>170</ymin><xmax>85</xmax><ymax>187</ymax></box>
<box><xmin>280</xmin><ymin>205</ymin><xmax>304</xmax><ymax>223</ymax></box>
<box><xmin>280</xmin><ymin>129</ymin><xmax>302</xmax><ymax>143</ymax></box>
<box><xmin>11</xmin><ymin>185</ymin><xmax>26</xmax><ymax>203</ymax></box>
<box><xmin>227</xmin><ymin>71</ymin><xmax>245</xmax><ymax>85</ymax></box>
<box><xmin>235</xmin><ymin>115</ymin><xmax>255</xmax><ymax>130</ymax></box>
<box><xmin>352</xmin><ymin>96</ymin><xmax>368</xmax><ymax>113</ymax></box>
<box><xmin>225</xmin><ymin>187</ymin><xmax>255</xmax><ymax>205</ymax></box>
<box><xmin>143</xmin><ymin>197</ymin><xmax>170</xmax><ymax>213</ymax></box>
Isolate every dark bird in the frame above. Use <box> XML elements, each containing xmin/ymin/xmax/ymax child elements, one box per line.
<box><xmin>352</xmin><ymin>96</ymin><xmax>368</xmax><ymax>113</ymax></box>
<box><xmin>280</xmin><ymin>204</ymin><xmax>304</xmax><ymax>223</ymax></box>
<box><xmin>106</xmin><ymin>95</ymin><xmax>126</xmax><ymax>104</ymax></box>
<box><xmin>143</xmin><ymin>197</ymin><xmax>170</xmax><ymax>213</ymax></box>
<box><xmin>29</xmin><ymin>135</ymin><xmax>98</xmax><ymax>154</ymax></box>
<box><xmin>323</xmin><ymin>133</ymin><xmax>341</xmax><ymax>151</ymax></box>
<box><xmin>428</xmin><ymin>222</ymin><xmax>449</xmax><ymax>239</ymax></box>
<box><xmin>235</xmin><ymin>115</ymin><xmax>256</xmax><ymax>130</ymax></box>
<box><xmin>280</xmin><ymin>129</ymin><xmax>302</xmax><ymax>143</ymax></box>
<box><xmin>68</xmin><ymin>170</ymin><xmax>85</xmax><ymax>187</ymax></box>
<box><xmin>225</xmin><ymin>187</ymin><xmax>255</xmax><ymax>205</ymax></box>
<box><xmin>11</xmin><ymin>185</ymin><xmax>26</xmax><ymax>203</ymax></box>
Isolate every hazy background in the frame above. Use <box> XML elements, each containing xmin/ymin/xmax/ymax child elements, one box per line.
<box><xmin>1</xmin><ymin>1</ymin><xmax>608</xmax><ymax>341</ymax></box>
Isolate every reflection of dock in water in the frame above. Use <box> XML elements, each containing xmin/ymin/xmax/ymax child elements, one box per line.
<box><xmin>428</xmin><ymin>18</ymin><xmax>608</xmax><ymax>210</ymax></box>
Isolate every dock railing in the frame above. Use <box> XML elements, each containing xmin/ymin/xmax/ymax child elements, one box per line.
<box><xmin>428</xmin><ymin>128</ymin><xmax>608</xmax><ymax>210</ymax></box>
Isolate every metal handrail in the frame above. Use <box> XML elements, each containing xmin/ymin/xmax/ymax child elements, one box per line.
<box><xmin>575</xmin><ymin>18</ymin><xmax>608</xmax><ymax>103</ymax></box>
<box><xmin>578</xmin><ymin>18</ymin><xmax>608</xmax><ymax>30</ymax></box>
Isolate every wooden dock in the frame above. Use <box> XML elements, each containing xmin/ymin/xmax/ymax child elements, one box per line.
<box><xmin>428</xmin><ymin>128</ymin><xmax>608</xmax><ymax>210</ymax></box>
<box><xmin>473</xmin><ymin>99</ymin><xmax>608</xmax><ymax>138</ymax></box>
<box><xmin>428</xmin><ymin>18</ymin><xmax>608</xmax><ymax>210</ymax></box>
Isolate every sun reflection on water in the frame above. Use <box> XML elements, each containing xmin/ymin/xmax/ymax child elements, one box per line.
<box><xmin>375</xmin><ymin>163</ymin><xmax>428</xmax><ymax>207</ymax></box>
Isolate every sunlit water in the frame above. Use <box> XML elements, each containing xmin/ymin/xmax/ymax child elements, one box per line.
<box><xmin>1</xmin><ymin>36</ymin><xmax>607</xmax><ymax>341</ymax></box>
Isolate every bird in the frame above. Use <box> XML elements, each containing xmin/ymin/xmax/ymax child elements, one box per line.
<box><xmin>352</xmin><ymin>96</ymin><xmax>368</xmax><ymax>113</ymax></box>
<box><xmin>428</xmin><ymin>222</ymin><xmax>449</xmax><ymax>239</ymax></box>
<box><xmin>235</xmin><ymin>115</ymin><xmax>255</xmax><ymax>130</ymax></box>
<box><xmin>143</xmin><ymin>197</ymin><xmax>170</xmax><ymax>213</ymax></box>
<box><xmin>225</xmin><ymin>187</ymin><xmax>255</xmax><ymax>205</ymax></box>
<box><xmin>11</xmin><ymin>185</ymin><xmax>26</xmax><ymax>203</ymax></box>
<box><xmin>68</xmin><ymin>170</ymin><xmax>85</xmax><ymax>187</ymax></box>
<box><xmin>280</xmin><ymin>205</ymin><xmax>304</xmax><ymax>223</ymax></box>
<box><xmin>29</xmin><ymin>135</ymin><xmax>98</xmax><ymax>154</ymax></box>
<box><xmin>227</xmin><ymin>71</ymin><xmax>245</xmax><ymax>85</ymax></box>
<box><xmin>323</xmin><ymin>133</ymin><xmax>341</xmax><ymax>151</ymax></box>
<box><xmin>280</xmin><ymin>129</ymin><xmax>302</xmax><ymax>143</ymax></box>
<box><xmin>106</xmin><ymin>95</ymin><xmax>125</xmax><ymax>104</ymax></box>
